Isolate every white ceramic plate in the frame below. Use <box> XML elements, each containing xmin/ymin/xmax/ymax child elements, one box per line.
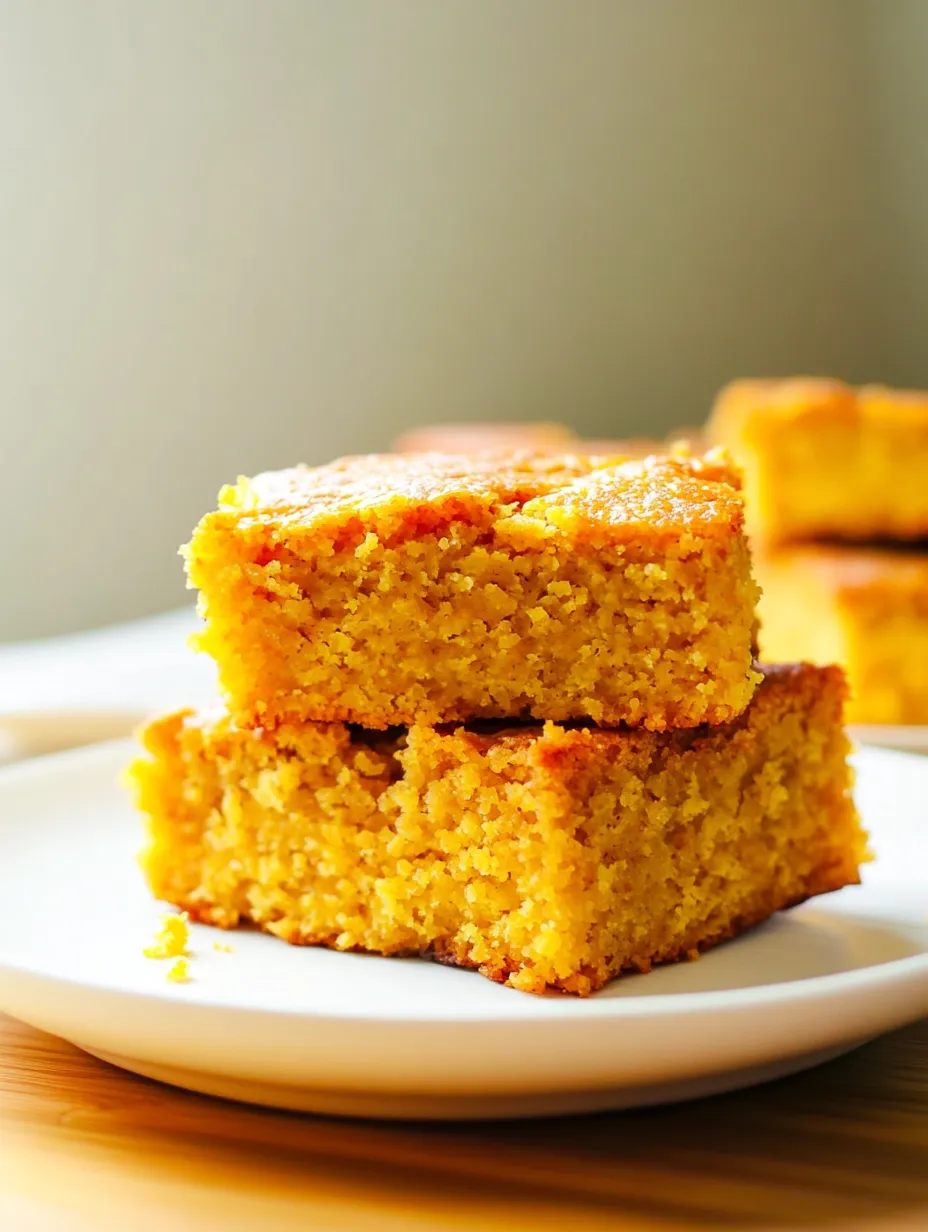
<box><xmin>850</xmin><ymin>724</ymin><xmax>928</xmax><ymax>754</ymax></box>
<box><xmin>0</xmin><ymin>710</ymin><xmax>145</xmax><ymax>766</ymax></box>
<box><xmin>0</xmin><ymin>741</ymin><xmax>925</xmax><ymax>1121</ymax></box>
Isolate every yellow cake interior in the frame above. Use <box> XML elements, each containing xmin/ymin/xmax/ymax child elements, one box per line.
<box><xmin>131</xmin><ymin>665</ymin><xmax>867</xmax><ymax>996</ymax></box>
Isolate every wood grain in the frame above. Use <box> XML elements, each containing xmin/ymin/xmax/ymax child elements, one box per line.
<box><xmin>0</xmin><ymin>1013</ymin><xmax>926</xmax><ymax>1231</ymax></box>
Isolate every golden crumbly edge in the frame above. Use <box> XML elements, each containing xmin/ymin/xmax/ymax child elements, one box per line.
<box><xmin>129</xmin><ymin>664</ymin><xmax>868</xmax><ymax>997</ymax></box>
<box><xmin>184</xmin><ymin>447</ymin><xmax>760</xmax><ymax>730</ymax></box>
<box><xmin>756</xmin><ymin>545</ymin><xmax>928</xmax><ymax>724</ymax></box>
<box><xmin>709</xmin><ymin>377</ymin><xmax>928</xmax><ymax>543</ymax></box>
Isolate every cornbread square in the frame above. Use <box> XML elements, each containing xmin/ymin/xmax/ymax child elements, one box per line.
<box><xmin>184</xmin><ymin>450</ymin><xmax>759</xmax><ymax>730</ymax></box>
<box><xmin>130</xmin><ymin>664</ymin><xmax>866</xmax><ymax>997</ymax></box>
<box><xmin>709</xmin><ymin>378</ymin><xmax>928</xmax><ymax>543</ymax></box>
<box><xmin>756</xmin><ymin>545</ymin><xmax>928</xmax><ymax>725</ymax></box>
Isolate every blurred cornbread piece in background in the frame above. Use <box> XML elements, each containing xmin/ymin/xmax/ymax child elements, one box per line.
<box><xmin>709</xmin><ymin>378</ymin><xmax>928</xmax><ymax>544</ymax></box>
<box><xmin>577</xmin><ymin>430</ymin><xmax>705</xmax><ymax>458</ymax></box>
<box><xmin>394</xmin><ymin>423</ymin><xmax>705</xmax><ymax>460</ymax></box>
<box><xmin>131</xmin><ymin>664</ymin><xmax>865</xmax><ymax>997</ymax></box>
<box><xmin>394</xmin><ymin>422</ymin><xmax>575</xmax><ymax>453</ymax></box>
<box><xmin>756</xmin><ymin>543</ymin><xmax>928</xmax><ymax>725</ymax></box>
<box><xmin>185</xmin><ymin>449</ymin><xmax>760</xmax><ymax>731</ymax></box>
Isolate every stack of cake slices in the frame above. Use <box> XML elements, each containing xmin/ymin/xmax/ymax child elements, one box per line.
<box><xmin>130</xmin><ymin>447</ymin><xmax>868</xmax><ymax>995</ymax></box>
<box><xmin>710</xmin><ymin>378</ymin><xmax>928</xmax><ymax>727</ymax></box>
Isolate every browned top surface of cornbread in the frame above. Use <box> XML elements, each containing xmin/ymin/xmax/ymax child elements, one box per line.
<box><xmin>185</xmin><ymin>446</ymin><xmax>758</xmax><ymax>730</ymax></box>
<box><xmin>218</xmin><ymin>447</ymin><xmax>744</xmax><ymax>547</ymax></box>
<box><xmin>132</xmin><ymin>661</ymin><xmax>866</xmax><ymax>996</ymax></box>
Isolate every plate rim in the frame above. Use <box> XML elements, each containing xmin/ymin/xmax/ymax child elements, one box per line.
<box><xmin>0</xmin><ymin>943</ymin><xmax>925</xmax><ymax>1027</ymax></box>
<box><xmin>0</xmin><ymin>738</ymin><xmax>925</xmax><ymax>1028</ymax></box>
<box><xmin>849</xmin><ymin>722</ymin><xmax>928</xmax><ymax>751</ymax></box>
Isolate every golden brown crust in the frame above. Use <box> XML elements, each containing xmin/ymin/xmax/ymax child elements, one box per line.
<box><xmin>202</xmin><ymin>448</ymin><xmax>745</xmax><ymax>549</ymax></box>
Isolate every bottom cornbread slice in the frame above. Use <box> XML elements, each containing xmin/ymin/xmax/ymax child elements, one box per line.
<box><xmin>129</xmin><ymin>663</ymin><xmax>867</xmax><ymax>996</ymax></box>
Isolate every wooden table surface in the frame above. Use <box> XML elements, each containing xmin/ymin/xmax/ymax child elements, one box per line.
<box><xmin>1</xmin><ymin>1011</ymin><xmax>925</xmax><ymax>1231</ymax></box>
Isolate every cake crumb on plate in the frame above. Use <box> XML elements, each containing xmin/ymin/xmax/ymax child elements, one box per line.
<box><xmin>166</xmin><ymin>956</ymin><xmax>191</xmax><ymax>983</ymax></box>
<box><xmin>144</xmin><ymin>911</ymin><xmax>189</xmax><ymax>959</ymax></box>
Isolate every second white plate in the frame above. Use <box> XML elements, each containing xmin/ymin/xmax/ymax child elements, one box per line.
<box><xmin>0</xmin><ymin>740</ymin><xmax>925</xmax><ymax>1120</ymax></box>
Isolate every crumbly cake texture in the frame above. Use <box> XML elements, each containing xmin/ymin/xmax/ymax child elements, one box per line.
<box><xmin>756</xmin><ymin>544</ymin><xmax>928</xmax><ymax>724</ymax></box>
<box><xmin>130</xmin><ymin>664</ymin><xmax>867</xmax><ymax>997</ymax></box>
<box><xmin>184</xmin><ymin>449</ymin><xmax>760</xmax><ymax>731</ymax></box>
<box><xmin>709</xmin><ymin>378</ymin><xmax>928</xmax><ymax>543</ymax></box>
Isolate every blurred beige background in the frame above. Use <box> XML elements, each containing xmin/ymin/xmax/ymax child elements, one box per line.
<box><xmin>0</xmin><ymin>0</ymin><xmax>923</xmax><ymax>639</ymax></box>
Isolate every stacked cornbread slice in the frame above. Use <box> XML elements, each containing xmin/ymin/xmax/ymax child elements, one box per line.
<box><xmin>710</xmin><ymin>378</ymin><xmax>928</xmax><ymax>725</ymax></box>
<box><xmin>181</xmin><ymin>451</ymin><xmax>759</xmax><ymax>730</ymax></box>
<box><xmin>129</xmin><ymin>447</ymin><xmax>867</xmax><ymax>994</ymax></box>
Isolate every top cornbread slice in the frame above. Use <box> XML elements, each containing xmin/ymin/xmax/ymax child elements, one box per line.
<box><xmin>184</xmin><ymin>448</ymin><xmax>760</xmax><ymax>730</ymax></box>
<box><xmin>709</xmin><ymin>377</ymin><xmax>928</xmax><ymax>543</ymax></box>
